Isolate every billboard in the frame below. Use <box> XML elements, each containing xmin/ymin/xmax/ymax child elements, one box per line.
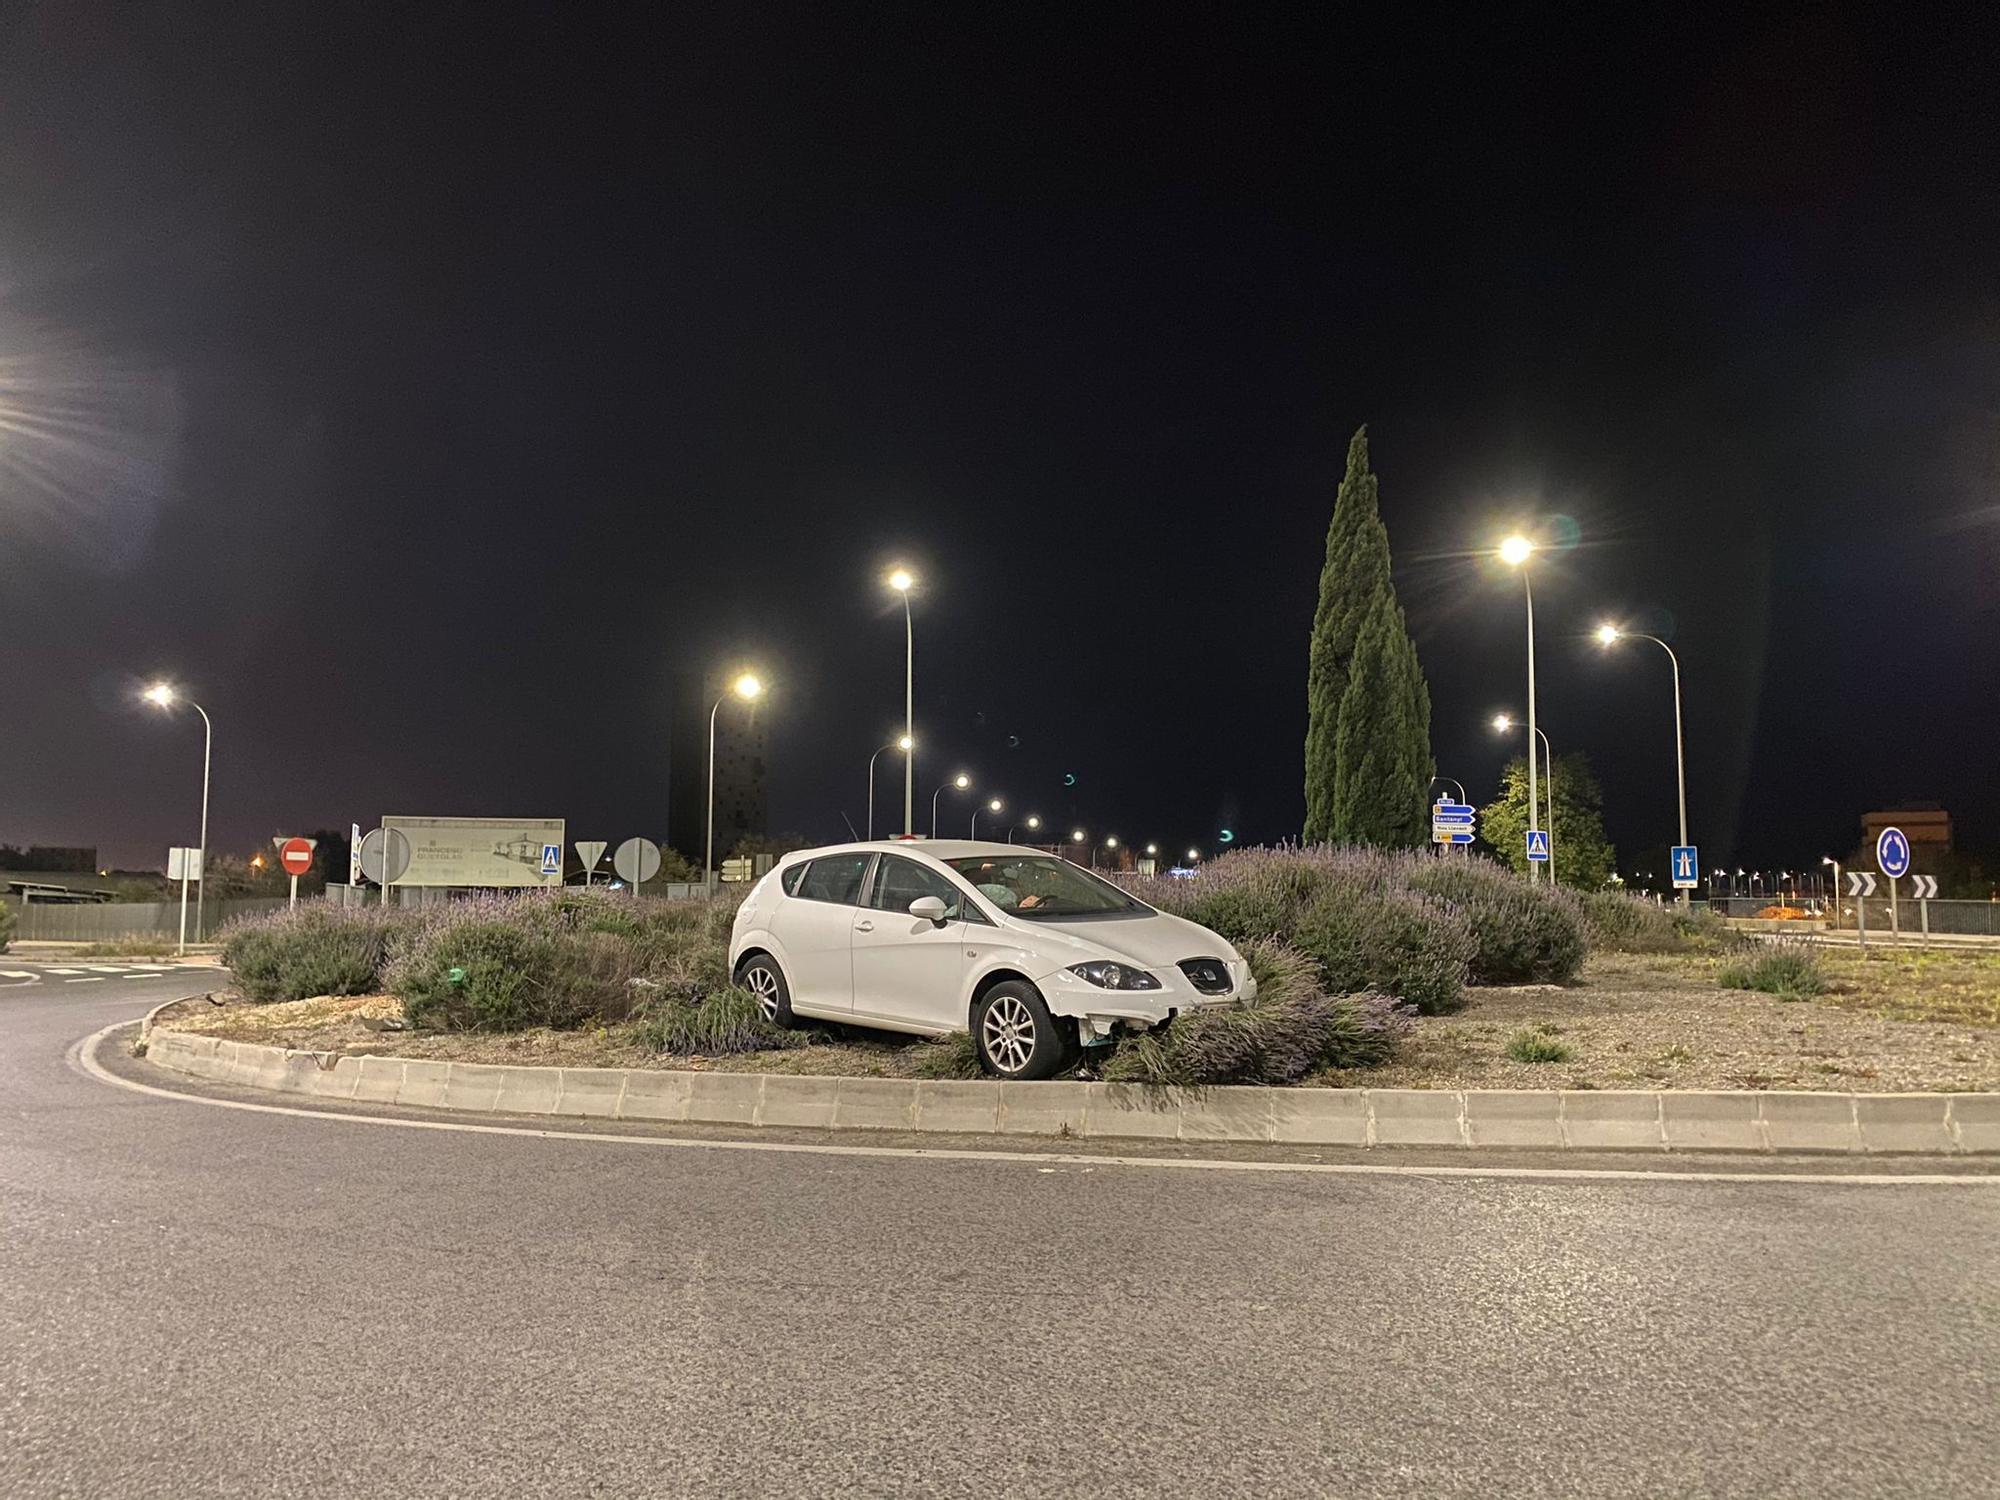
<box><xmin>381</xmin><ymin>816</ymin><xmax>567</xmax><ymax>888</ymax></box>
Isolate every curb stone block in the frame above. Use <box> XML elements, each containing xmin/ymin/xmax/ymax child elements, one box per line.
<box><xmin>307</xmin><ymin>1055</ymin><xmax>363</xmax><ymax>1101</ymax></box>
<box><xmin>555</xmin><ymin>1068</ymin><xmax>626</xmax><ymax>1118</ymax></box>
<box><xmin>754</xmin><ymin>1075</ymin><xmax>838</xmax><ymax>1129</ymax></box>
<box><xmin>440</xmin><ymin>1062</ymin><xmax>505</xmax><ymax>1112</ymax></box>
<box><xmin>1177</xmin><ymin>1085</ymin><xmax>1276</xmax><ymax>1143</ymax></box>
<box><xmin>913</xmin><ymin>1080</ymin><xmax>1002</xmax><ymax>1134</ymax></box>
<box><xmin>1463</xmin><ymin>1091</ymin><xmax>1564</xmax><ymax>1149</ymax></box>
<box><xmin>1084</xmin><ymin>1083</ymin><xmax>1183</xmax><ymax>1141</ymax></box>
<box><xmin>1660</xmin><ymin>1092</ymin><xmax>1764</xmax><ymax>1152</ymax></box>
<box><xmin>1854</xmin><ymin>1095</ymin><xmax>1954</xmax><ymax>1154</ymax></box>
<box><xmin>274</xmin><ymin>1051</ymin><xmax>323</xmax><ymax>1095</ymax></box>
<box><xmin>396</xmin><ymin>1059</ymin><xmax>451</xmax><ymax>1109</ymax></box>
<box><xmin>1758</xmin><ymin>1093</ymin><xmax>1859</xmax><ymax>1153</ymax></box>
<box><xmin>617</xmin><ymin>1070</ymin><xmax>692</xmax><ymax>1122</ymax></box>
<box><xmin>1368</xmin><ymin>1089</ymin><xmax>1466</xmax><ymax>1147</ymax></box>
<box><xmin>685</xmin><ymin>1072</ymin><xmax>761</xmax><ymax>1125</ymax></box>
<box><xmin>831</xmin><ymin>1078</ymin><xmax>919</xmax><ymax>1131</ymax></box>
<box><xmin>996</xmin><ymin>1080</ymin><xmax>1090</xmax><ymax>1137</ymax></box>
<box><xmin>1269</xmin><ymin>1088</ymin><xmax>1370</xmax><ymax>1146</ymax></box>
<box><xmin>351</xmin><ymin>1055</ymin><xmax>404</xmax><ymax>1104</ymax></box>
<box><xmin>1560</xmin><ymin>1091</ymin><xmax>1664</xmax><ymax>1150</ymax></box>
<box><xmin>1948</xmin><ymin>1095</ymin><xmax>2000</xmax><ymax>1154</ymax></box>
<box><xmin>493</xmin><ymin>1067</ymin><xmax>563</xmax><ymax>1115</ymax></box>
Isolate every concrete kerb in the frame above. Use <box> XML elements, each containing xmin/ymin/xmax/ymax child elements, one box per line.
<box><xmin>131</xmin><ymin>1029</ymin><xmax>2000</xmax><ymax>1154</ymax></box>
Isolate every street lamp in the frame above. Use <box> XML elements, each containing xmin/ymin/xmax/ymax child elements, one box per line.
<box><xmin>1008</xmin><ymin>814</ymin><xmax>1042</xmax><ymax>844</ymax></box>
<box><xmin>705</xmin><ymin>672</ymin><xmax>763</xmax><ymax>891</ymax></box>
<box><xmin>865</xmin><ymin>734</ymin><xmax>914</xmax><ymax>841</ymax></box>
<box><xmin>1498</xmin><ymin>534</ymin><xmax>1542</xmax><ymax>881</ymax></box>
<box><xmin>1070</xmin><ymin>829</ymin><xmax>1087</xmax><ymax>864</ymax></box>
<box><xmin>930</xmin><ymin>773</ymin><xmax>971</xmax><ymax>838</ymax></box>
<box><xmin>1427</xmin><ymin>774</ymin><xmax>1468</xmax><ymax>804</ymax></box>
<box><xmin>1093</xmin><ymin>835</ymin><xmax>1118</xmax><ymax>870</ymax></box>
<box><xmin>1822</xmin><ymin>854</ymin><xmax>1841</xmax><ymax>927</ymax></box>
<box><xmin>144</xmin><ymin>682</ymin><xmax>212</xmax><ymax>952</ymax></box>
<box><xmin>1598</xmin><ymin>623</ymin><xmax>1691</xmax><ymax>905</ymax></box>
<box><xmin>972</xmin><ymin>796</ymin><xmax>1003</xmax><ymax>838</ymax></box>
<box><xmin>1492</xmin><ymin>713</ymin><xmax>1557</xmax><ymax>885</ymax></box>
<box><xmin>888</xmin><ymin>568</ymin><xmax>916</xmax><ymax>836</ymax></box>
<box><xmin>1186</xmin><ymin>847</ymin><xmax>1201</xmax><ymax>865</ymax></box>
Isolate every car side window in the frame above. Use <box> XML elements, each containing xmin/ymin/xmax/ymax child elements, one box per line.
<box><xmin>779</xmin><ymin>863</ymin><xmax>807</xmax><ymax>896</ymax></box>
<box><xmin>866</xmin><ymin>856</ymin><xmax>965</xmax><ymax>919</ymax></box>
<box><xmin>793</xmin><ymin>853</ymin><xmax>871</xmax><ymax>906</ymax></box>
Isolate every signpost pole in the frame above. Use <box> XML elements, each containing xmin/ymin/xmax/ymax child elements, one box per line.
<box><xmin>380</xmin><ymin>821</ymin><xmax>393</xmax><ymax>910</ymax></box>
<box><xmin>1889</xmin><ymin>876</ymin><xmax>1900</xmax><ymax>943</ymax></box>
<box><xmin>289</xmin><ymin>874</ymin><xmax>298</xmax><ymax>909</ymax></box>
<box><xmin>1920</xmin><ymin>892</ymin><xmax>1930</xmax><ymax>948</ymax></box>
<box><xmin>174</xmin><ymin>850</ymin><xmax>190</xmax><ymax>956</ymax></box>
<box><xmin>1857</xmin><ymin>886</ymin><xmax>1867</xmax><ymax>950</ymax></box>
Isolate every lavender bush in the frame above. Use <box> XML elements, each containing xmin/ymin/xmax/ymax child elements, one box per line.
<box><xmin>1404</xmin><ymin>856</ymin><xmax>1588</xmax><ymax>984</ymax></box>
<box><xmin>220</xmin><ymin>903</ymin><xmax>407</xmax><ymax>1003</ymax></box>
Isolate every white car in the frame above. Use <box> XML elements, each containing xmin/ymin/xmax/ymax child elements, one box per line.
<box><xmin>728</xmin><ymin>840</ymin><xmax>1256</xmax><ymax>1079</ymax></box>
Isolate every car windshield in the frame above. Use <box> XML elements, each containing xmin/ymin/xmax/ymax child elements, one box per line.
<box><xmin>944</xmin><ymin>855</ymin><xmax>1148</xmax><ymax>919</ymax></box>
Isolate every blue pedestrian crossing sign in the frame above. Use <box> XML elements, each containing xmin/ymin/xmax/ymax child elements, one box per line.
<box><xmin>1525</xmin><ymin>829</ymin><xmax>1550</xmax><ymax>863</ymax></box>
<box><xmin>539</xmin><ymin>843</ymin><xmax>563</xmax><ymax>876</ymax></box>
<box><xmin>1671</xmin><ymin>845</ymin><xmax>1699</xmax><ymax>889</ymax></box>
<box><xmin>1875</xmin><ymin>826</ymin><xmax>1911</xmax><ymax>880</ymax></box>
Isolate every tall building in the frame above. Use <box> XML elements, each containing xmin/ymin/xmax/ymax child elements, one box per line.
<box><xmin>667</xmin><ymin>670</ymin><xmax>769</xmax><ymax>863</ymax></box>
<box><xmin>1857</xmin><ymin>805</ymin><xmax>1952</xmax><ymax>864</ymax></box>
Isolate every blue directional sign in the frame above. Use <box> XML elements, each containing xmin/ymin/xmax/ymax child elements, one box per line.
<box><xmin>1875</xmin><ymin>826</ymin><xmax>1911</xmax><ymax>881</ymax></box>
<box><xmin>1525</xmin><ymin>828</ymin><xmax>1550</xmax><ymax>863</ymax></box>
<box><xmin>1671</xmin><ymin>845</ymin><xmax>1699</xmax><ymax>889</ymax></box>
<box><xmin>1431</xmin><ymin>800</ymin><xmax>1477</xmax><ymax>845</ymax></box>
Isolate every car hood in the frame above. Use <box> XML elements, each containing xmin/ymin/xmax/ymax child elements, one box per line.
<box><xmin>995</xmin><ymin>910</ymin><xmax>1238</xmax><ymax>970</ymax></box>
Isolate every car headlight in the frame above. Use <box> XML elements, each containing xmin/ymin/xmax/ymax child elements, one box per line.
<box><xmin>1067</xmin><ymin>961</ymin><xmax>1161</xmax><ymax>991</ymax></box>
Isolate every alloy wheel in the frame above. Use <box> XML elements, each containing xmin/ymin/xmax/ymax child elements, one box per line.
<box><xmin>981</xmin><ymin>993</ymin><xmax>1037</xmax><ymax>1075</ymax></box>
<box><xmin>745</xmin><ymin>963</ymin><xmax>781</xmax><ymax>1021</ymax></box>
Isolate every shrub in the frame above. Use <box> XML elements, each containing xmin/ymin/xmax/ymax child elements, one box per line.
<box><xmin>0</xmin><ymin>896</ymin><xmax>13</xmax><ymax>952</ymax></box>
<box><xmin>910</xmin><ymin>1030</ymin><xmax>983</xmax><ymax>1079</ymax></box>
<box><xmin>1290</xmin><ymin>883</ymin><xmax>1474</xmax><ymax>1014</ymax></box>
<box><xmin>639</xmin><ymin>987</ymin><xmax>796</xmax><ymax>1055</ymax></box>
<box><xmin>1100</xmin><ymin>939</ymin><xmax>1413</xmax><ymax>1088</ymax></box>
<box><xmin>1505</xmin><ymin>1025</ymin><xmax>1572</xmax><ymax>1064</ymax></box>
<box><xmin>221</xmin><ymin>904</ymin><xmax>401</xmax><ymax>1003</ymax></box>
<box><xmin>1718</xmin><ymin>943</ymin><xmax>1826</xmax><ymax>998</ymax></box>
<box><xmin>390</xmin><ymin>902</ymin><xmax>642</xmax><ymax>1031</ymax></box>
<box><xmin>1405</xmin><ymin>858</ymin><xmax>1589</xmax><ymax>984</ymax></box>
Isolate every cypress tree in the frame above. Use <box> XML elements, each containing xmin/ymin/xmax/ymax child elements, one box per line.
<box><xmin>1330</xmin><ymin>586</ymin><xmax>1435</xmax><ymax>847</ymax></box>
<box><xmin>1304</xmin><ymin>427</ymin><xmax>1391</xmax><ymax>840</ymax></box>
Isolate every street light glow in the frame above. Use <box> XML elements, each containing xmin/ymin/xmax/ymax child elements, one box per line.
<box><xmin>732</xmin><ymin>673</ymin><xmax>763</xmax><ymax>700</ymax></box>
<box><xmin>1105</xmin><ymin>836</ymin><xmax>1118</xmax><ymax>849</ymax></box>
<box><xmin>1071</xmin><ymin>829</ymin><xmax>1086</xmax><ymax>843</ymax></box>
<box><xmin>1498</xmin><ymin>534</ymin><xmax>1534</xmax><ymax>566</ymax></box>
<box><xmin>888</xmin><ymin>567</ymin><xmax>914</xmax><ymax>593</ymax></box>
<box><xmin>953</xmin><ymin>773</ymin><xmax>970</xmax><ymax>789</ymax></box>
<box><xmin>987</xmin><ymin>797</ymin><xmax>1002</xmax><ymax>812</ymax></box>
<box><xmin>1595</xmin><ymin>622</ymin><xmax>1622</xmax><ymax>646</ymax></box>
<box><xmin>1186</xmin><ymin>847</ymin><xmax>1200</xmax><ymax>862</ymax></box>
<box><xmin>1026</xmin><ymin>815</ymin><xmax>1041</xmax><ymax>829</ymax></box>
<box><xmin>143</xmin><ymin>682</ymin><xmax>175</xmax><ymax>707</ymax></box>
<box><xmin>1145</xmin><ymin>843</ymin><xmax>1158</xmax><ymax>856</ymax></box>
<box><xmin>897</xmin><ymin>734</ymin><xmax>914</xmax><ymax>751</ymax></box>
<box><xmin>1492</xmin><ymin>713</ymin><xmax>1513</xmax><ymax>731</ymax></box>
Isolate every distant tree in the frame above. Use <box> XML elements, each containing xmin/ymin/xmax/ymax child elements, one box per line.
<box><xmin>203</xmin><ymin>853</ymin><xmax>289</xmax><ymax>900</ymax></box>
<box><xmin>304</xmin><ymin>828</ymin><xmax>352</xmax><ymax>892</ymax></box>
<box><xmin>1303</xmin><ymin>425</ymin><xmax>1433</xmax><ymax>845</ymax></box>
<box><xmin>1478</xmin><ymin>752</ymin><xmax>1616</xmax><ymax>889</ymax></box>
<box><xmin>1305</xmin><ymin>429</ymin><xmax>1390</xmax><ymax>840</ymax></box>
<box><xmin>1329</xmin><ymin>588</ymin><xmax>1434</xmax><ymax>848</ymax></box>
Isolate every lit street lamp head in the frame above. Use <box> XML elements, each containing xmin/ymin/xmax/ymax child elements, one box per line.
<box><xmin>1186</xmin><ymin>847</ymin><xmax>1200</xmax><ymax>862</ymax></box>
<box><xmin>1491</xmin><ymin>713</ymin><xmax>1514</xmax><ymax>732</ymax></box>
<box><xmin>1105</xmin><ymin>836</ymin><xmax>1118</xmax><ymax>849</ymax></box>
<box><xmin>1026</xmin><ymin>816</ymin><xmax>1041</xmax><ymax>830</ymax></box>
<box><xmin>1071</xmin><ymin>829</ymin><xmax>1086</xmax><ymax>843</ymax></box>
<box><xmin>731</xmin><ymin>673</ymin><xmax>763</xmax><ymax>701</ymax></box>
<box><xmin>1595</xmin><ymin>623</ymin><xmax>1622</xmax><ymax>646</ymax></box>
<box><xmin>887</xmin><ymin>567</ymin><xmax>914</xmax><ymax>593</ymax></box>
<box><xmin>1498</xmin><ymin>534</ymin><xmax>1534</xmax><ymax>567</ymax></box>
<box><xmin>1145</xmin><ymin>843</ymin><xmax>1158</xmax><ymax>856</ymax></box>
<box><xmin>987</xmin><ymin>798</ymin><xmax>1002</xmax><ymax>813</ymax></box>
<box><xmin>143</xmin><ymin>682</ymin><xmax>176</xmax><ymax>707</ymax></box>
<box><xmin>953</xmin><ymin>773</ymin><xmax>970</xmax><ymax>790</ymax></box>
<box><xmin>897</xmin><ymin>734</ymin><xmax>913</xmax><ymax>751</ymax></box>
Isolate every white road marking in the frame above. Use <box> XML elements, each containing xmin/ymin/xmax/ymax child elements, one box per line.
<box><xmin>73</xmin><ymin>1022</ymin><xmax>2000</xmax><ymax>1188</ymax></box>
<box><xmin>66</xmin><ymin>977</ymin><xmax>106</xmax><ymax>984</ymax></box>
<box><xmin>46</xmin><ymin>968</ymin><xmax>86</xmax><ymax>975</ymax></box>
<box><xmin>0</xmin><ymin>970</ymin><xmax>33</xmax><ymax>979</ymax></box>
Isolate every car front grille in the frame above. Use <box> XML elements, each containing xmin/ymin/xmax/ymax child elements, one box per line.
<box><xmin>1177</xmin><ymin>957</ymin><xmax>1233</xmax><ymax>995</ymax></box>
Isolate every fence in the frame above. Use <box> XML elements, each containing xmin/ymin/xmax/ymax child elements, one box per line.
<box><xmin>11</xmin><ymin>897</ymin><xmax>291</xmax><ymax>943</ymax></box>
<box><xmin>1712</xmin><ymin>895</ymin><xmax>2000</xmax><ymax>937</ymax></box>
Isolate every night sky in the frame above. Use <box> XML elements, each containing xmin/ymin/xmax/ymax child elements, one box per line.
<box><xmin>2</xmin><ymin>6</ymin><xmax>1996</xmax><ymax>875</ymax></box>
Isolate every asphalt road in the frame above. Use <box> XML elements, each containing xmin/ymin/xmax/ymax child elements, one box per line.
<box><xmin>4</xmin><ymin>979</ymin><xmax>1998</xmax><ymax>1499</ymax></box>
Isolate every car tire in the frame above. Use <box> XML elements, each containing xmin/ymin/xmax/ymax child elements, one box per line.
<box><xmin>973</xmin><ymin>981</ymin><xmax>1074</xmax><ymax>1080</ymax></box>
<box><xmin>735</xmin><ymin>953</ymin><xmax>795</xmax><ymax>1026</ymax></box>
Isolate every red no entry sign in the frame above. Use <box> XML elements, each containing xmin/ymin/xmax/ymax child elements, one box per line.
<box><xmin>279</xmin><ymin>837</ymin><xmax>316</xmax><ymax>877</ymax></box>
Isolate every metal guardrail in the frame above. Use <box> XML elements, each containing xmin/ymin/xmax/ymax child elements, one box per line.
<box><xmin>1712</xmin><ymin>895</ymin><xmax>2000</xmax><ymax>937</ymax></box>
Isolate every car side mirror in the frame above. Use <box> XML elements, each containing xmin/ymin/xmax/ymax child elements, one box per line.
<box><xmin>908</xmin><ymin>896</ymin><xmax>949</xmax><ymax>926</ymax></box>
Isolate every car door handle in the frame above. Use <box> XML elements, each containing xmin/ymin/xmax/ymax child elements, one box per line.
<box><xmin>854</xmin><ymin>920</ymin><xmax>874</xmax><ymax>932</ymax></box>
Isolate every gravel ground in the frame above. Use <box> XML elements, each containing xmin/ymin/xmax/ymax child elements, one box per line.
<box><xmin>155</xmin><ymin>944</ymin><xmax>2000</xmax><ymax>1092</ymax></box>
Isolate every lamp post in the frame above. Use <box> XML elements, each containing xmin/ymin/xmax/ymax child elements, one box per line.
<box><xmin>705</xmin><ymin>672</ymin><xmax>763</xmax><ymax>892</ymax></box>
<box><xmin>866</xmin><ymin>735</ymin><xmax>913</xmax><ymax>841</ymax></box>
<box><xmin>1498</xmin><ymin>535</ymin><xmax>1541</xmax><ymax>881</ymax></box>
<box><xmin>1822</xmin><ymin>855</ymin><xmax>1841</xmax><ymax>928</ymax></box>
<box><xmin>1093</xmin><ymin>835</ymin><xmax>1118</xmax><ymax>870</ymax></box>
<box><xmin>1597</xmin><ymin>624</ymin><xmax>1691</xmax><ymax>905</ymax></box>
<box><xmin>888</xmin><ymin>568</ymin><xmax>916</xmax><ymax>836</ymax></box>
<box><xmin>1428</xmin><ymin>775</ymin><xmax>1468</xmax><ymax>804</ymax></box>
<box><xmin>1008</xmin><ymin>815</ymin><xmax>1041</xmax><ymax>844</ymax></box>
<box><xmin>1492</xmin><ymin>713</ymin><xmax>1557</xmax><ymax>886</ymax></box>
<box><xmin>1070</xmin><ymin>829</ymin><xmax>1087</xmax><ymax>865</ymax></box>
<box><xmin>1185</xmin><ymin>847</ymin><xmax>1201</xmax><ymax>866</ymax></box>
<box><xmin>144</xmin><ymin>683</ymin><xmax>212</xmax><ymax>951</ymax></box>
<box><xmin>971</xmin><ymin>797</ymin><xmax>1002</xmax><ymax>838</ymax></box>
<box><xmin>930</xmin><ymin>773</ymin><xmax>970</xmax><ymax>838</ymax></box>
